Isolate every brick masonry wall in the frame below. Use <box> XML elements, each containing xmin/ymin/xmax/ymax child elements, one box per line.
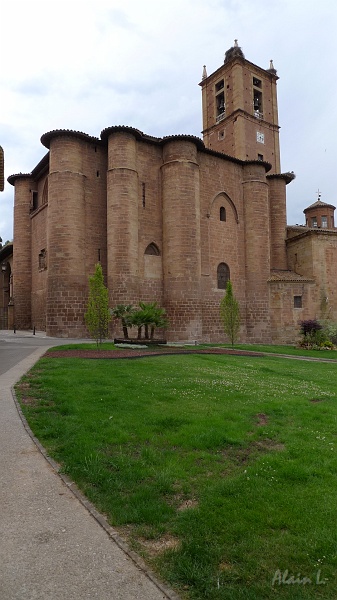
<box><xmin>31</xmin><ymin>178</ymin><xmax>48</xmax><ymax>330</ymax></box>
<box><xmin>198</xmin><ymin>153</ymin><xmax>246</xmax><ymax>342</ymax></box>
<box><xmin>287</xmin><ymin>233</ymin><xmax>314</xmax><ymax>278</ymax></box>
<box><xmin>311</xmin><ymin>234</ymin><xmax>337</xmax><ymax>321</ymax></box>
<box><xmin>82</xmin><ymin>142</ymin><xmax>108</xmax><ymax>280</ymax></box>
<box><xmin>269</xmin><ymin>280</ymin><xmax>317</xmax><ymax>344</ymax></box>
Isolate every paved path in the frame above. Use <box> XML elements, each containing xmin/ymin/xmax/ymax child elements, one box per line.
<box><xmin>0</xmin><ymin>331</ymin><xmax>178</xmax><ymax>600</ymax></box>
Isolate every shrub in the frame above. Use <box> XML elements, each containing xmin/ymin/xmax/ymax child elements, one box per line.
<box><xmin>84</xmin><ymin>264</ymin><xmax>111</xmax><ymax>346</ymax></box>
<box><xmin>320</xmin><ymin>321</ymin><xmax>337</xmax><ymax>346</ymax></box>
<box><xmin>299</xmin><ymin>319</ymin><xmax>322</xmax><ymax>336</ymax></box>
<box><xmin>220</xmin><ymin>281</ymin><xmax>240</xmax><ymax>346</ymax></box>
<box><xmin>299</xmin><ymin>319</ymin><xmax>332</xmax><ymax>350</ymax></box>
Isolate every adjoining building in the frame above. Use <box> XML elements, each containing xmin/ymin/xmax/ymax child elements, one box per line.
<box><xmin>6</xmin><ymin>42</ymin><xmax>337</xmax><ymax>342</ymax></box>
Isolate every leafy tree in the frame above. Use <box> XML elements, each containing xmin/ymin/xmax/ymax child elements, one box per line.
<box><xmin>220</xmin><ymin>280</ymin><xmax>240</xmax><ymax>346</ymax></box>
<box><xmin>111</xmin><ymin>304</ymin><xmax>134</xmax><ymax>339</ymax></box>
<box><xmin>84</xmin><ymin>263</ymin><xmax>111</xmax><ymax>346</ymax></box>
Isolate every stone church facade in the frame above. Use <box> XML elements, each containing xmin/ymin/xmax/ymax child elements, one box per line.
<box><xmin>6</xmin><ymin>42</ymin><xmax>337</xmax><ymax>343</ymax></box>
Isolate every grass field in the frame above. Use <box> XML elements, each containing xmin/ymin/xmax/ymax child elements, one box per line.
<box><xmin>16</xmin><ymin>352</ymin><xmax>337</xmax><ymax>599</ymax></box>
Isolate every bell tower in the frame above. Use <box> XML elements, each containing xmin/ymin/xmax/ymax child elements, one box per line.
<box><xmin>200</xmin><ymin>41</ymin><xmax>281</xmax><ymax>173</ymax></box>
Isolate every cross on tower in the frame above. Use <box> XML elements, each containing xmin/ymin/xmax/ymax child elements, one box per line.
<box><xmin>316</xmin><ymin>188</ymin><xmax>321</xmax><ymax>200</ymax></box>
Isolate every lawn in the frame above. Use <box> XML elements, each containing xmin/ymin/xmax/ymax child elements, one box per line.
<box><xmin>16</xmin><ymin>352</ymin><xmax>337</xmax><ymax>599</ymax></box>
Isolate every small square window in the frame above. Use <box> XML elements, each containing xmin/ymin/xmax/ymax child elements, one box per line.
<box><xmin>258</xmin><ymin>154</ymin><xmax>264</xmax><ymax>161</ymax></box>
<box><xmin>294</xmin><ymin>296</ymin><xmax>302</xmax><ymax>309</ymax></box>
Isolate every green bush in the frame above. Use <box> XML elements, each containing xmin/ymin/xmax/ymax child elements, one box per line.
<box><xmin>320</xmin><ymin>321</ymin><xmax>337</xmax><ymax>346</ymax></box>
<box><xmin>299</xmin><ymin>319</ymin><xmax>337</xmax><ymax>350</ymax></box>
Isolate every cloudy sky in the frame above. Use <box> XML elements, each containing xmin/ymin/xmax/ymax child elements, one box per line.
<box><xmin>1</xmin><ymin>0</ymin><xmax>336</xmax><ymax>243</ymax></box>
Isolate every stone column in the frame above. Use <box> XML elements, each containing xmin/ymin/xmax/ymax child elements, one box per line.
<box><xmin>13</xmin><ymin>176</ymin><xmax>33</xmax><ymax>329</ymax></box>
<box><xmin>162</xmin><ymin>139</ymin><xmax>202</xmax><ymax>341</ymax></box>
<box><xmin>243</xmin><ymin>163</ymin><xmax>271</xmax><ymax>342</ymax></box>
<box><xmin>268</xmin><ymin>175</ymin><xmax>288</xmax><ymax>270</ymax></box>
<box><xmin>46</xmin><ymin>135</ymin><xmax>87</xmax><ymax>337</ymax></box>
<box><xmin>107</xmin><ymin>131</ymin><xmax>139</xmax><ymax>307</ymax></box>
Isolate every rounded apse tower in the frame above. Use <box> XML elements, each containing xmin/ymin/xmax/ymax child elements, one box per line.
<box><xmin>161</xmin><ymin>137</ymin><xmax>202</xmax><ymax>341</ymax></box>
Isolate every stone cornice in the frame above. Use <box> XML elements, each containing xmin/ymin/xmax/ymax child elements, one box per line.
<box><xmin>286</xmin><ymin>226</ymin><xmax>337</xmax><ymax>243</ymax></box>
<box><xmin>41</xmin><ymin>129</ymin><xmax>101</xmax><ymax>149</ymax></box>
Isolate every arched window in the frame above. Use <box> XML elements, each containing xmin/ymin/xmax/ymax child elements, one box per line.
<box><xmin>217</xmin><ymin>263</ymin><xmax>230</xmax><ymax>289</ymax></box>
<box><xmin>220</xmin><ymin>206</ymin><xmax>226</xmax><ymax>222</ymax></box>
<box><xmin>145</xmin><ymin>243</ymin><xmax>160</xmax><ymax>256</ymax></box>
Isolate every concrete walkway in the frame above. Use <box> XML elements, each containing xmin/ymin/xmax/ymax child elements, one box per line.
<box><xmin>0</xmin><ymin>331</ymin><xmax>179</xmax><ymax>600</ymax></box>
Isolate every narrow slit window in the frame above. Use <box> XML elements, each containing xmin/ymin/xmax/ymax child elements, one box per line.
<box><xmin>38</xmin><ymin>249</ymin><xmax>47</xmax><ymax>270</ymax></box>
<box><xmin>31</xmin><ymin>191</ymin><xmax>38</xmax><ymax>211</ymax></box>
<box><xmin>220</xmin><ymin>206</ymin><xmax>226</xmax><ymax>222</ymax></box>
<box><xmin>294</xmin><ymin>295</ymin><xmax>302</xmax><ymax>309</ymax></box>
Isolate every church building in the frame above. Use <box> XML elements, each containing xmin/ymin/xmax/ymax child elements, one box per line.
<box><xmin>5</xmin><ymin>42</ymin><xmax>337</xmax><ymax>343</ymax></box>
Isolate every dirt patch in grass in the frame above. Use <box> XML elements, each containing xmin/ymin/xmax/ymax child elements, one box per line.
<box><xmin>139</xmin><ymin>534</ymin><xmax>180</xmax><ymax>558</ymax></box>
<box><xmin>219</xmin><ymin>561</ymin><xmax>235</xmax><ymax>572</ymax></box>
<box><xmin>255</xmin><ymin>439</ymin><xmax>285</xmax><ymax>451</ymax></box>
<box><xmin>17</xmin><ymin>381</ymin><xmax>31</xmax><ymax>390</ymax></box>
<box><xmin>222</xmin><ymin>439</ymin><xmax>285</xmax><ymax>465</ymax></box>
<box><xmin>20</xmin><ymin>396</ymin><xmax>39</xmax><ymax>407</ymax></box>
<box><xmin>44</xmin><ymin>347</ymin><xmax>262</xmax><ymax>360</ymax></box>
<box><xmin>310</xmin><ymin>397</ymin><xmax>325</xmax><ymax>403</ymax></box>
<box><xmin>256</xmin><ymin>412</ymin><xmax>268</xmax><ymax>426</ymax></box>
<box><xmin>177</xmin><ymin>498</ymin><xmax>199</xmax><ymax>511</ymax></box>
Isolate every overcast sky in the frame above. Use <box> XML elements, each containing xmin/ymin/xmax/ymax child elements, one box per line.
<box><xmin>1</xmin><ymin>0</ymin><xmax>336</xmax><ymax>243</ymax></box>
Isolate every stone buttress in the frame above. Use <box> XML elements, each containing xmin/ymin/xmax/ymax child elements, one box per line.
<box><xmin>13</xmin><ymin>176</ymin><xmax>33</xmax><ymax>329</ymax></box>
<box><xmin>46</xmin><ymin>135</ymin><xmax>87</xmax><ymax>337</ymax></box>
<box><xmin>243</xmin><ymin>163</ymin><xmax>271</xmax><ymax>342</ymax></box>
<box><xmin>106</xmin><ymin>130</ymin><xmax>139</xmax><ymax>307</ymax></box>
<box><xmin>162</xmin><ymin>139</ymin><xmax>202</xmax><ymax>341</ymax></box>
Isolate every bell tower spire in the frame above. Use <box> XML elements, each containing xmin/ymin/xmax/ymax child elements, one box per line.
<box><xmin>199</xmin><ymin>42</ymin><xmax>281</xmax><ymax>173</ymax></box>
